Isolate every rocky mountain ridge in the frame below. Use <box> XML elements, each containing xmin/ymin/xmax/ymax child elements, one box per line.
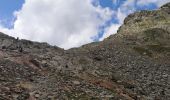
<box><xmin>0</xmin><ymin>2</ymin><xmax>170</xmax><ymax>100</ymax></box>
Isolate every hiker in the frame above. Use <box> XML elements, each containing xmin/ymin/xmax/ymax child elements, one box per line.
<box><xmin>18</xmin><ymin>46</ymin><xmax>23</xmax><ymax>52</ymax></box>
<box><xmin>16</xmin><ymin>37</ymin><xmax>24</xmax><ymax>52</ymax></box>
<box><xmin>16</xmin><ymin>37</ymin><xmax>19</xmax><ymax>41</ymax></box>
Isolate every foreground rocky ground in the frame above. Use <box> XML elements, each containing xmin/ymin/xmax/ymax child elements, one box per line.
<box><xmin>0</xmin><ymin>2</ymin><xmax>170</xmax><ymax>100</ymax></box>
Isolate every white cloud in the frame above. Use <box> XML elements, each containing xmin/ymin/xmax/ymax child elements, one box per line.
<box><xmin>99</xmin><ymin>24</ymin><xmax>120</xmax><ymax>41</ymax></box>
<box><xmin>121</xmin><ymin>0</ymin><xmax>136</xmax><ymax>12</ymax></box>
<box><xmin>99</xmin><ymin>0</ymin><xmax>135</xmax><ymax>40</ymax></box>
<box><xmin>116</xmin><ymin>8</ymin><xmax>127</xmax><ymax>24</ymax></box>
<box><xmin>0</xmin><ymin>23</ymin><xmax>15</xmax><ymax>37</ymax></box>
<box><xmin>115</xmin><ymin>0</ymin><xmax>170</xmax><ymax>24</ymax></box>
<box><xmin>112</xmin><ymin>0</ymin><xmax>118</xmax><ymax>4</ymax></box>
<box><xmin>137</xmin><ymin>0</ymin><xmax>170</xmax><ymax>7</ymax></box>
<box><xmin>1</xmin><ymin>0</ymin><xmax>170</xmax><ymax>49</ymax></box>
<box><xmin>1</xmin><ymin>0</ymin><xmax>113</xmax><ymax>49</ymax></box>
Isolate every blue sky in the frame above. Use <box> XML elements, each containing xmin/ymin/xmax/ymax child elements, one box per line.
<box><xmin>0</xmin><ymin>0</ymin><xmax>169</xmax><ymax>49</ymax></box>
<box><xmin>99</xmin><ymin>0</ymin><xmax>126</xmax><ymax>10</ymax></box>
<box><xmin>95</xmin><ymin>0</ymin><xmax>159</xmax><ymax>40</ymax></box>
<box><xmin>0</xmin><ymin>0</ymin><xmax>159</xmax><ymax>29</ymax></box>
<box><xmin>0</xmin><ymin>0</ymin><xmax>24</xmax><ymax>28</ymax></box>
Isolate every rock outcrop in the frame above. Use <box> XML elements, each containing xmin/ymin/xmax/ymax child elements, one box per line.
<box><xmin>0</xmin><ymin>2</ymin><xmax>170</xmax><ymax>100</ymax></box>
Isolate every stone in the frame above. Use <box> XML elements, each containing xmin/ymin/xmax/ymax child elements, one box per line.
<box><xmin>73</xmin><ymin>81</ymin><xmax>80</xmax><ymax>85</ymax></box>
<box><xmin>16</xmin><ymin>91</ymin><xmax>30</xmax><ymax>100</ymax></box>
<box><xmin>34</xmin><ymin>93</ymin><xmax>40</xmax><ymax>98</ymax></box>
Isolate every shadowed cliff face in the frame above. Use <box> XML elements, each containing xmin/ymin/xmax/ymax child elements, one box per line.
<box><xmin>0</xmin><ymin>2</ymin><xmax>170</xmax><ymax>100</ymax></box>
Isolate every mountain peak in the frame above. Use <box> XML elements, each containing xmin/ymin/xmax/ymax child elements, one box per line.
<box><xmin>161</xmin><ymin>2</ymin><xmax>170</xmax><ymax>9</ymax></box>
<box><xmin>115</xmin><ymin>3</ymin><xmax>170</xmax><ymax>37</ymax></box>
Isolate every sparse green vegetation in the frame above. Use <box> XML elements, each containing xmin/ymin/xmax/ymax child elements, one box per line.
<box><xmin>65</xmin><ymin>91</ymin><xmax>92</xmax><ymax>100</ymax></box>
<box><xmin>147</xmin><ymin>44</ymin><xmax>170</xmax><ymax>52</ymax></box>
<box><xmin>143</xmin><ymin>28</ymin><xmax>163</xmax><ymax>41</ymax></box>
<box><xmin>133</xmin><ymin>46</ymin><xmax>152</xmax><ymax>57</ymax></box>
<box><xmin>79</xmin><ymin>58</ymin><xmax>88</xmax><ymax>65</ymax></box>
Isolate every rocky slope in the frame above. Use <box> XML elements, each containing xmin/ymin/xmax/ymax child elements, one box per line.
<box><xmin>0</xmin><ymin>2</ymin><xmax>170</xmax><ymax>100</ymax></box>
